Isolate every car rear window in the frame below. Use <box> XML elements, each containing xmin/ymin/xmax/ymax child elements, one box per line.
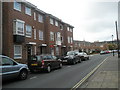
<box><xmin>67</xmin><ymin>51</ymin><xmax>74</xmax><ymax>55</ymax></box>
<box><xmin>31</xmin><ymin>56</ymin><xmax>42</xmax><ymax>61</ymax></box>
<box><xmin>42</xmin><ymin>55</ymin><xmax>52</xmax><ymax>60</ymax></box>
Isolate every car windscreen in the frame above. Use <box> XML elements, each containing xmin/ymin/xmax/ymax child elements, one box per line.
<box><xmin>31</xmin><ymin>56</ymin><xmax>42</xmax><ymax>61</ymax></box>
<box><xmin>67</xmin><ymin>51</ymin><xmax>74</xmax><ymax>55</ymax></box>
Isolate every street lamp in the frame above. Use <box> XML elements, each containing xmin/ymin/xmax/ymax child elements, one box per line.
<box><xmin>112</xmin><ymin>35</ymin><xmax>114</xmax><ymax>56</ymax></box>
<box><xmin>115</xmin><ymin>21</ymin><xmax>120</xmax><ymax>58</ymax></box>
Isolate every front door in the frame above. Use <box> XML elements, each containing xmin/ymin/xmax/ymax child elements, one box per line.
<box><xmin>40</xmin><ymin>46</ymin><xmax>47</xmax><ymax>54</ymax></box>
<box><xmin>27</xmin><ymin>45</ymin><xmax>32</xmax><ymax>65</ymax></box>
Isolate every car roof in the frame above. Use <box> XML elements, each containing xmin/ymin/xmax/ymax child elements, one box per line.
<box><xmin>0</xmin><ymin>55</ymin><xmax>9</xmax><ymax>58</ymax></box>
<box><xmin>35</xmin><ymin>54</ymin><xmax>52</xmax><ymax>56</ymax></box>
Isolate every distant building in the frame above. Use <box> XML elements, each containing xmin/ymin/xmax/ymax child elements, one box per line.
<box><xmin>74</xmin><ymin>40</ymin><xmax>117</xmax><ymax>54</ymax></box>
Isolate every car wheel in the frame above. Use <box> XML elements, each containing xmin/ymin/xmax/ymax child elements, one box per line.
<box><xmin>72</xmin><ymin>61</ymin><xmax>76</xmax><ymax>65</ymax></box>
<box><xmin>84</xmin><ymin>57</ymin><xmax>87</xmax><ymax>61</ymax></box>
<box><xmin>47</xmin><ymin>66</ymin><xmax>51</xmax><ymax>73</ymax></box>
<box><xmin>59</xmin><ymin>63</ymin><xmax>62</xmax><ymax>68</ymax></box>
<box><xmin>78</xmin><ymin>58</ymin><xmax>81</xmax><ymax>63</ymax></box>
<box><xmin>19</xmin><ymin>70</ymin><xmax>28</xmax><ymax>80</ymax></box>
<box><xmin>87</xmin><ymin>57</ymin><xmax>89</xmax><ymax>60</ymax></box>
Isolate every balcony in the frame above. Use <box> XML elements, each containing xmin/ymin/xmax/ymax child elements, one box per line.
<box><xmin>13</xmin><ymin>35</ymin><xmax>25</xmax><ymax>43</ymax></box>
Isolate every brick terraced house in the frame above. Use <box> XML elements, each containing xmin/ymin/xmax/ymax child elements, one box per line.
<box><xmin>2</xmin><ymin>1</ymin><xmax>74</xmax><ymax>63</ymax></box>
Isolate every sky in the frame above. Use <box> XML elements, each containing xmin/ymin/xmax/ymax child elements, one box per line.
<box><xmin>28</xmin><ymin>0</ymin><xmax>118</xmax><ymax>42</ymax></box>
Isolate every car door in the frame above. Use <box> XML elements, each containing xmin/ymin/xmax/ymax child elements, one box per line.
<box><xmin>2</xmin><ymin>56</ymin><xmax>20</xmax><ymax>80</ymax></box>
<box><xmin>46</xmin><ymin>55</ymin><xmax>55</xmax><ymax>69</ymax></box>
<box><xmin>74</xmin><ymin>52</ymin><xmax>79</xmax><ymax>62</ymax></box>
<box><xmin>52</xmin><ymin>56</ymin><xmax>60</xmax><ymax>68</ymax></box>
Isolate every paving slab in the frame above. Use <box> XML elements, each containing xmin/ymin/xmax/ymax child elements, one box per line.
<box><xmin>80</xmin><ymin>55</ymin><xmax>118</xmax><ymax>89</ymax></box>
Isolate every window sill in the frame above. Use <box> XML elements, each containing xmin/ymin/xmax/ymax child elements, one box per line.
<box><xmin>25</xmin><ymin>13</ymin><xmax>32</xmax><ymax>16</ymax></box>
<box><xmin>26</xmin><ymin>36</ymin><xmax>32</xmax><ymax>38</ymax></box>
<box><xmin>14</xmin><ymin>57</ymin><xmax>22</xmax><ymax>59</ymax></box>
<box><xmin>13</xmin><ymin>9</ymin><xmax>21</xmax><ymax>12</ymax></box>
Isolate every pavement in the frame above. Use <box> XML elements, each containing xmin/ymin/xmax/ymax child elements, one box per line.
<box><xmin>79</xmin><ymin>54</ymin><xmax>119</xmax><ymax>89</ymax></box>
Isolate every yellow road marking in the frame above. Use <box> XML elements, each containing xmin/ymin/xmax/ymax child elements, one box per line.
<box><xmin>71</xmin><ymin>56</ymin><xmax>109</xmax><ymax>90</ymax></box>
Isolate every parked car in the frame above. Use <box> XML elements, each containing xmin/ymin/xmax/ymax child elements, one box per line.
<box><xmin>78</xmin><ymin>52</ymin><xmax>89</xmax><ymax>61</ymax></box>
<box><xmin>61</xmin><ymin>51</ymin><xmax>81</xmax><ymax>65</ymax></box>
<box><xmin>1</xmin><ymin>55</ymin><xmax>29</xmax><ymax>81</ymax></box>
<box><xmin>28</xmin><ymin>54</ymin><xmax>62</xmax><ymax>73</ymax></box>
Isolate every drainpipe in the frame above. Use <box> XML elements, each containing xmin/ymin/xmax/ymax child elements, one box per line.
<box><xmin>0</xmin><ymin>1</ymin><xmax>2</xmax><ymax>90</ymax></box>
<box><xmin>0</xmin><ymin>0</ymin><xmax>2</xmax><ymax>55</ymax></box>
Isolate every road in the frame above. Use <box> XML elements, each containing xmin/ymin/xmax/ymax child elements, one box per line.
<box><xmin>3</xmin><ymin>54</ymin><xmax>111</xmax><ymax>89</ymax></box>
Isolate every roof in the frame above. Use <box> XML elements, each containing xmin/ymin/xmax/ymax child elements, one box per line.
<box><xmin>13</xmin><ymin>0</ymin><xmax>74</xmax><ymax>28</ymax></box>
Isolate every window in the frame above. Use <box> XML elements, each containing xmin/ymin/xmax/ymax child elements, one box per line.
<box><xmin>2</xmin><ymin>57</ymin><xmax>14</xmax><ymax>65</ymax></box>
<box><xmin>61</xmin><ymin>36</ymin><xmax>63</xmax><ymax>43</ymax></box>
<box><xmin>52</xmin><ymin>56</ymin><xmax>57</xmax><ymax>60</ymax></box>
<box><xmin>68</xmin><ymin>36</ymin><xmax>70</xmax><ymax>43</ymax></box>
<box><xmin>26</xmin><ymin>25</ymin><xmax>32</xmax><ymax>37</ymax></box>
<box><xmin>71</xmin><ymin>37</ymin><xmax>73</xmax><ymax>44</ymax></box>
<box><xmin>14</xmin><ymin>45</ymin><xmax>22</xmax><ymax>59</ymax></box>
<box><xmin>50</xmin><ymin>18</ymin><xmax>54</xmax><ymax>25</ymax></box>
<box><xmin>34</xmin><ymin>12</ymin><xmax>36</xmax><ymax>20</ymax></box>
<box><xmin>38</xmin><ymin>14</ymin><xmax>43</xmax><ymax>23</ymax></box>
<box><xmin>56</xmin><ymin>47</ymin><xmax>59</xmax><ymax>55</ymax></box>
<box><xmin>70</xmin><ymin>28</ymin><xmax>73</xmax><ymax>32</ymax></box>
<box><xmin>56</xmin><ymin>32</ymin><xmax>61</xmax><ymax>45</ymax></box>
<box><xmin>14</xmin><ymin>1</ymin><xmax>21</xmax><ymax>11</ymax></box>
<box><xmin>34</xmin><ymin>29</ymin><xmax>36</xmax><ymax>39</ymax></box>
<box><xmin>67</xmin><ymin>27</ymin><xmax>69</xmax><ymax>31</ymax></box>
<box><xmin>13</xmin><ymin>19</ymin><xmax>25</xmax><ymax>36</ymax></box>
<box><xmin>55</xmin><ymin>20</ymin><xmax>58</xmax><ymax>26</ymax></box>
<box><xmin>60</xmin><ymin>24</ymin><xmax>63</xmax><ymax>30</ymax></box>
<box><xmin>39</xmin><ymin>30</ymin><xmax>43</xmax><ymax>40</ymax></box>
<box><xmin>50</xmin><ymin>32</ymin><xmax>54</xmax><ymax>41</ymax></box>
<box><xmin>34</xmin><ymin>46</ymin><xmax>36</xmax><ymax>55</ymax></box>
<box><xmin>25</xmin><ymin>6</ymin><xmax>31</xmax><ymax>16</ymax></box>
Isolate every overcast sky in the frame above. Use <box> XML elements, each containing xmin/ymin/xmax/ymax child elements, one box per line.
<box><xmin>28</xmin><ymin>0</ymin><xmax>118</xmax><ymax>42</ymax></box>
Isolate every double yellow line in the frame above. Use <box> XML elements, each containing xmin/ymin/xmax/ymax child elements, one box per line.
<box><xmin>71</xmin><ymin>56</ymin><xmax>109</xmax><ymax>90</ymax></box>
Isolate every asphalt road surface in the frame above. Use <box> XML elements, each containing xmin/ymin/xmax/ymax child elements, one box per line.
<box><xmin>2</xmin><ymin>54</ymin><xmax>111</xmax><ymax>89</ymax></box>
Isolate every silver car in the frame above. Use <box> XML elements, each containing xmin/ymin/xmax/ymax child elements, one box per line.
<box><xmin>0</xmin><ymin>55</ymin><xmax>29</xmax><ymax>81</ymax></box>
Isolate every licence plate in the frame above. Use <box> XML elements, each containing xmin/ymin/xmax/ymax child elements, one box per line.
<box><xmin>62</xmin><ymin>60</ymin><xmax>67</xmax><ymax>62</ymax></box>
<box><xmin>31</xmin><ymin>64</ymin><xmax>38</xmax><ymax>66</ymax></box>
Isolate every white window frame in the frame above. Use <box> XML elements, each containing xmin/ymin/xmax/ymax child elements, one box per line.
<box><xmin>68</xmin><ymin>36</ymin><xmax>70</xmax><ymax>43</ymax></box>
<box><xmin>55</xmin><ymin>20</ymin><xmax>58</xmax><ymax>26</ymax></box>
<box><xmin>39</xmin><ymin>30</ymin><xmax>43</xmax><ymax>40</ymax></box>
<box><xmin>13</xmin><ymin>19</ymin><xmax>25</xmax><ymax>36</ymax></box>
<box><xmin>34</xmin><ymin>29</ymin><xmax>36</xmax><ymax>39</ymax></box>
<box><xmin>70</xmin><ymin>28</ymin><xmax>72</xmax><ymax>32</ymax></box>
<box><xmin>14</xmin><ymin>45</ymin><xmax>22</xmax><ymax>59</ymax></box>
<box><xmin>67</xmin><ymin>27</ymin><xmax>69</xmax><ymax>31</ymax></box>
<box><xmin>14</xmin><ymin>1</ymin><xmax>21</xmax><ymax>11</ymax></box>
<box><xmin>71</xmin><ymin>37</ymin><xmax>73</xmax><ymax>44</ymax></box>
<box><xmin>34</xmin><ymin>46</ymin><xmax>36</xmax><ymax>55</ymax></box>
<box><xmin>38</xmin><ymin>14</ymin><xmax>43</xmax><ymax>23</ymax></box>
<box><xmin>26</xmin><ymin>25</ymin><xmax>32</xmax><ymax>38</ymax></box>
<box><xmin>56</xmin><ymin>32</ymin><xmax>61</xmax><ymax>45</ymax></box>
<box><xmin>25</xmin><ymin>6</ymin><xmax>31</xmax><ymax>16</ymax></box>
<box><xmin>50</xmin><ymin>18</ymin><xmax>54</xmax><ymax>25</ymax></box>
<box><xmin>50</xmin><ymin>32</ymin><xmax>54</xmax><ymax>41</ymax></box>
<box><xmin>34</xmin><ymin>12</ymin><xmax>36</xmax><ymax>20</ymax></box>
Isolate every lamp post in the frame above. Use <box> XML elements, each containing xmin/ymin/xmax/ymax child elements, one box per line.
<box><xmin>115</xmin><ymin>21</ymin><xmax>120</xmax><ymax>58</ymax></box>
<box><xmin>0</xmin><ymin>1</ymin><xmax>2</xmax><ymax>55</ymax></box>
<box><xmin>112</xmin><ymin>35</ymin><xmax>114</xmax><ymax>56</ymax></box>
